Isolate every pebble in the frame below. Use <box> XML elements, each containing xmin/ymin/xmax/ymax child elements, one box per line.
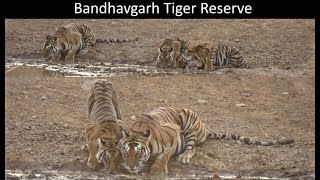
<box><xmin>23</xmin><ymin>125</ymin><xmax>32</xmax><ymax>130</ymax></box>
<box><xmin>282</xmin><ymin>92</ymin><xmax>289</xmax><ymax>95</ymax></box>
<box><xmin>235</xmin><ymin>39</ymin><xmax>240</xmax><ymax>42</ymax></box>
<box><xmin>62</xmin><ymin>123</ymin><xmax>69</xmax><ymax>128</ymax></box>
<box><xmin>130</xmin><ymin>115</ymin><xmax>136</xmax><ymax>120</ymax></box>
<box><xmin>235</xmin><ymin>103</ymin><xmax>246</xmax><ymax>107</ymax></box>
<box><xmin>41</xmin><ymin>95</ymin><xmax>47</xmax><ymax>100</ymax></box>
<box><xmin>197</xmin><ymin>100</ymin><xmax>208</xmax><ymax>104</ymax></box>
<box><xmin>240</xmin><ymin>93</ymin><xmax>250</xmax><ymax>97</ymax></box>
<box><xmin>160</xmin><ymin>99</ymin><xmax>167</xmax><ymax>103</ymax></box>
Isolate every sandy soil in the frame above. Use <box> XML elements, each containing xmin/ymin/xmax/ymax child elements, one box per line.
<box><xmin>5</xmin><ymin>19</ymin><xmax>315</xmax><ymax>179</ymax></box>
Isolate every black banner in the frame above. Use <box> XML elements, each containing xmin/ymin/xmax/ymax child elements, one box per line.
<box><xmin>4</xmin><ymin>0</ymin><xmax>316</xmax><ymax>18</ymax></box>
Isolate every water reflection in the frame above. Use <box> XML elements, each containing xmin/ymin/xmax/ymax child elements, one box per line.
<box><xmin>5</xmin><ymin>65</ymin><xmax>65</xmax><ymax>79</ymax></box>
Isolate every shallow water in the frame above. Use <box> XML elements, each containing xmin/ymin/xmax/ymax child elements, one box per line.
<box><xmin>5</xmin><ymin>58</ymin><xmax>181</xmax><ymax>78</ymax></box>
<box><xmin>6</xmin><ymin>169</ymin><xmax>303</xmax><ymax>180</ymax></box>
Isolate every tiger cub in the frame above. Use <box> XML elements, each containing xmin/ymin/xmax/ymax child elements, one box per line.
<box><xmin>184</xmin><ymin>44</ymin><xmax>251</xmax><ymax>70</ymax></box>
<box><xmin>84</xmin><ymin>79</ymin><xmax>124</xmax><ymax>173</ymax></box>
<box><xmin>120</xmin><ymin>107</ymin><xmax>294</xmax><ymax>175</ymax></box>
<box><xmin>156</xmin><ymin>38</ymin><xmax>189</xmax><ymax>68</ymax></box>
<box><xmin>43</xmin><ymin>23</ymin><xmax>96</xmax><ymax>63</ymax></box>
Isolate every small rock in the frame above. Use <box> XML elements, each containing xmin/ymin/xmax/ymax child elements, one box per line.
<box><xmin>282</xmin><ymin>92</ymin><xmax>289</xmax><ymax>95</ymax></box>
<box><xmin>130</xmin><ymin>115</ymin><xmax>136</xmax><ymax>120</ymax></box>
<box><xmin>62</xmin><ymin>123</ymin><xmax>69</xmax><ymax>128</ymax></box>
<box><xmin>240</xmin><ymin>93</ymin><xmax>250</xmax><ymax>97</ymax></box>
<box><xmin>235</xmin><ymin>39</ymin><xmax>240</xmax><ymax>42</ymax></box>
<box><xmin>197</xmin><ymin>100</ymin><xmax>208</xmax><ymax>104</ymax></box>
<box><xmin>160</xmin><ymin>99</ymin><xmax>167</xmax><ymax>103</ymax></box>
<box><xmin>81</xmin><ymin>144</ymin><xmax>88</xmax><ymax>151</ymax></box>
<box><xmin>26</xmin><ymin>172</ymin><xmax>37</xmax><ymax>178</ymax></box>
<box><xmin>235</xmin><ymin>103</ymin><xmax>246</xmax><ymax>107</ymax></box>
<box><xmin>74</xmin><ymin>64</ymin><xmax>86</xmax><ymax>69</ymax></box>
<box><xmin>23</xmin><ymin>125</ymin><xmax>32</xmax><ymax>130</ymax></box>
<box><xmin>41</xmin><ymin>95</ymin><xmax>47</xmax><ymax>100</ymax></box>
<box><xmin>32</xmin><ymin>115</ymin><xmax>37</xmax><ymax>118</ymax></box>
<box><xmin>26</xmin><ymin>147</ymin><xmax>32</xmax><ymax>153</ymax></box>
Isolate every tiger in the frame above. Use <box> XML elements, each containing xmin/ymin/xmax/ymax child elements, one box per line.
<box><xmin>156</xmin><ymin>38</ymin><xmax>189</xmax><ymax>68</ymax></box>
<box><xmin>183</xmin><ymin>44</ymin><xmax>251</xmax><ymax>70</ymax></box>
<box><xmin>84</xmin><ymin>79</ymin><xmax>124</xmax><ymax>173</ymax></box>
<box><xmin>120</xmin><ymin>107</ymin><xmax>294</xmax><ymax>175</ymax></box>
<box><xmin>42</xmin><ymin>23</ymin><xmax>96</xmax><ymax>63</ymax></box>
<box><xmin>183</xmin><ymin>43</ymin><xmax>213</xmax><ymax>71</ymax></box>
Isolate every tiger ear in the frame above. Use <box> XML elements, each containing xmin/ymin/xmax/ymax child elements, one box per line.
<box><xmin>122</xmin><ymin>130</ymin><xmax>129</xmax><ymax>139</ymax></box>
<box><xmin>98</xmin><ymin>137</ymin><xmax>106</xmax><ymax>145</ymax></box>
<box><xmin>143</xmin><ymin>129</ymin><xmax>150</xmax><ymax>138</ymax></box>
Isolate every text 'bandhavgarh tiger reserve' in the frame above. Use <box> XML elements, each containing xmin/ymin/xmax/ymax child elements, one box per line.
<box><xmin>74</xmin><ymin>2</ymin><xmax>253</xmax><ymax>16</ymax></box>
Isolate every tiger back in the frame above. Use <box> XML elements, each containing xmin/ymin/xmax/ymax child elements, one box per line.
<box><xmin>212</xmin><ymin>44</ymin><xmax>251</xmax><ymax>68</ymax></box>
<box><xmin>84</xmin><ymin>79</ymin><xmax>124</xmax><ymax>173</ymax></box>
<box><xmin>120</xmin><ymin>107</ymin><xmax>294</xmax><ymax>175</ymax></box>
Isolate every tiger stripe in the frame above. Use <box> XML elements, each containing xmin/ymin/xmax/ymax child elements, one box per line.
<box><xmin>212</xmin><ymin>44</ymin><xmax>251</xmax><ymax>68</ymax></box>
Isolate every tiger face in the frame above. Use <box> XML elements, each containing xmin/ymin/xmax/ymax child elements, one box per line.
<box><xmin>85</xmin><ymin>123</ymin><xmax>124</xmax><ymax>173</ymax></box>
<box><xmin>95</xmin><ymin>137</ymin><xmax>121</xmax><ymax>173</ymax></box>
<box><xmin>120</xmin><ymin>128</ymin><xmax>151</xmax><ymax>173</ymax></box>
<box><xmin>43</xmin><ymin>35</ymin><xmax>59</xmax><ymax>61</ymax></box>
<box><xmin>156</xmin><ymin>39</ymin><xmax>182</xmax><ymax>68</ymax></box>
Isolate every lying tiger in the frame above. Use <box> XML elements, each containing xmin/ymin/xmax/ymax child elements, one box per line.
<box><xmin>43</xmin><ymin>23</ymin><xmax>96</xmax><ymax>63</ymax></box>
<box><xmin>120</xmin><ymin>107</ymin><xmax>294</xmax><ymax>175</ymax></box>
<box><xmin>182</xmin><ymin>43</ymin><xmax>252</xmax><ymax>71</ymax></box>
<box><xmin>84</xmin><ymin>79</ymin><xmax>124</xmax><ymax>173</ymax></box>
<box><xmin>156</xmin><ymin>38</ymin><xmax>189</xmax><ymax>68</ymax></box>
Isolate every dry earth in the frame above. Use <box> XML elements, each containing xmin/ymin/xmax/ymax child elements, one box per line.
<box><xmin>5</xmin><ymin>19</ymin><xmax>315</xmax><ymax>179</ymax></box>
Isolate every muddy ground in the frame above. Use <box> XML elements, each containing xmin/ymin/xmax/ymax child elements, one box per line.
<box><xmin>5</xmin><ymin>19</ymin><xmax>315</xmax><ymax>179</ymax></box>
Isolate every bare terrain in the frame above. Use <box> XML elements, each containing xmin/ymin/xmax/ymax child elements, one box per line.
<box><xmin>5</xmin><ymin>19</ymin><xmax>315</xmax><ymax>179</ymax></box>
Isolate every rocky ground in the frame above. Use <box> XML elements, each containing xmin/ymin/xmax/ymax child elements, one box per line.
<box><xmin>5</xmin><ymin>19</ymin><xmax>315</xmax><ymax>179</ymax></box>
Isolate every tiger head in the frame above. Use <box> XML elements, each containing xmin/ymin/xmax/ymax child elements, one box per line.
<box><xmin>85</xmin><ymin>123</ymin><xmax>124</xmax><ymax>173</ymax></box>
<box><xmin>42</xmin><ymin>35</ymin><xmax>58</xmax><ymax>61</ymax></box>
<box><xmin>120</xmin><ymin>124</ymin><xmax>152</xmax><ymax>173</ymax></box>
<box><xmin>156</xmin><ymin>38</ymin><xmax>182</xmax><ymax>68</ymax></box>
<box><xmin>184</xmin><ymin>44</ymin><xmax>211</xmax><ymax>68</ymax></box>
<box><xmin>158</xmin><ymin>39</ymin><xmax>175</xmax><ymax>61</ymax></box>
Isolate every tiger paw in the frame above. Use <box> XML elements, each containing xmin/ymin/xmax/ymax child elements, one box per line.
<box><xmin>177</xmin><ymin>150</ymin><xmax>195</xmax><ymax>165</ymax></box>
<box><xmin>150</xmin><ymin>163</ymin><xmax>168</xmax><ymax>175</ymax></box>
<box><xmin>79</xmin><ymin>48</ymin><xmax>90</xmax><ymax>55</ymax></box>
<box><xmin>87</xmin><ymin>159</ymin><xmax>99</xmax><ymax>170</ymax></box>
